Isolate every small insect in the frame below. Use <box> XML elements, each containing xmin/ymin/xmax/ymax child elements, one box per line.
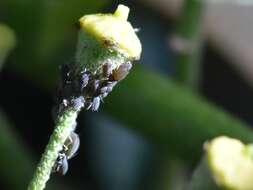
<box><xmin>80</xmin><ymin>72</ymin><xmax>90</xmax><ymax>90</ymax></box>
<box><xmin>53</xmin><ymin>132</ymin><xmax>80</xmax><ymax>175</ymax></box>
<box><xmin>91</xmin><ymin>79</ymin><xmax>100</xmax><ymax>95</ymax></box>
<box><xmin>70</xmin><ymin>96</ymin><xmax>85</xmax><ymax>111</ymax></box>
<box><xmin>54</xmin><ymin>153</ymin><xmax>68</xmax><ymax>175</ymax></box>
<box><xmin>112</xmin><ymin>62</ymin><xmax>132</xmax><ymax>81</ymax></box>
<box><xmin>102</xmin><ymin>62</ymin><xmax>114</xmax><ymax>78</ymax></box>
<box><xmin>100</xmin><ymin>81</ymin><xmax>117</xmax><ymax>95</ymax></box>
<box><xmin>91</xmin><ymin>96</ymin><xmax>100</xmax><ymax>111</ymax></box>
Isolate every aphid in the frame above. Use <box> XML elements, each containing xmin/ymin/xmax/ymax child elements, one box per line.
<box><xmin>102</xmin><ymin>62</ymin><xmax>114</xmax><ymax>78</ymax></box>
<box><xmin>106</xmin><ymin>81</ymin><xmax>117</xmax><ymax>91</ymax></box>
<box><xmin>91</xmin><ymin>96</ymin><xmax>100</xmax><ymax>111</ymax></box>
<box><xmin>100</xmin><ymin>92</ymin><xmax>108</xmax><ymax>99</ymax></box>
<box><xmin>100</xmin><ymin>81</ymin><xmax>117</xmax><ymax>94</ymax></box>
<box><xmin>53</xmin><ymin>99</ymin><xmax>69</xmax><ymax>120</ymax></box>
<box><xmin>112</xmin><ymin>62</ymin><xmax>132</xmax><ymax>81</ymax></box>
<box><xmin>54</xmin><ymin>153</ymin><xmax>68</xmax><ymax>175</ymax></box>
<box><xmin>80</xmin><ymin>72</ymin><xmax>89</xmax><ymax>90</ymax></box>
<box><xmin>64</xmin><ymin>132</ymin><xmax>80</xmax><ymax>160</ymax></box>
<box><xmin>53</xmin><ymin>132</ymin><xmax>80</xmax><ymax>175</ymax></box>
<box><xmin>70</xmin><ymin>96</ymin><xmax>85</xmax><ymax>111</ymax></box>
<box><xmin>91</xmin><ymin>79</ymin><xmax>100</xmax><ymax>95</ymax></box>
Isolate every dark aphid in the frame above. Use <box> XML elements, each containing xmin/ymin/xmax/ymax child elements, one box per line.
<box><xmin>112</xmin><ymin>62</ymin><xmax>132</xmax><ymax>81</ymax></box>
<box><xmin>102</xmin><ymin>62</ymin><xmax>114</xmax><ymax>78</ymax></box>
<box><xmin>53</xmin><ymin>132</ymin><xmax>80</xmax><ymax>175</ymax></box>
<box><xmin>53</xmin><ymin>153</ymin><xmax>68</xmax><ymax>175</ymax></box>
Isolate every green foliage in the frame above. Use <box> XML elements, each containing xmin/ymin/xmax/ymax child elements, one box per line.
<box><xmin>103</xmin><ymin>66</ymin><xmax>253</xmax><ymax>164</ymax></box>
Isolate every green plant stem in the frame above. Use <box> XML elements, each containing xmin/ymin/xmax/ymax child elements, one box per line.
<box><xmin>103</xmin><ymin>66</ymin><xmax>253</xmax><ymax>164</ymax></box>
<box><xmin>173</xmin><ymin>0</ymin><xmax>204</xmax><ymax>89</ymax></box>
<box><xmin>27</xmin><ymin>109</ymin><xmax>79</xmax><ymax>190</ymax></box>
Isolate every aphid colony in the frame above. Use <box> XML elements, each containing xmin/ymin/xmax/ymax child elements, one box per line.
<box><xmin>52</xmin><ymin>60</ymin><xmax>132</xmax><ymax>175</ymax></box>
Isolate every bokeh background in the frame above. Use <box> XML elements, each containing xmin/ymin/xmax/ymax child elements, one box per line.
<box><xmin>1</xmin><ymin>0</ymin><xmax>253</xmax><ymax>189</ymax></box>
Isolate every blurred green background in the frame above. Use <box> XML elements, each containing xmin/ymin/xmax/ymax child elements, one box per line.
<box><xmin>1</xmin><ymin>0</ymin><xmax>253</xmax><ymax>190</ymax></box>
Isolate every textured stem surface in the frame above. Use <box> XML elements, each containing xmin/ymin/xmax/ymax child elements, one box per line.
<box><xmin>27</xmin><ymin>109</ymin><xmax>78</xmax><ymax>190</ymax></box>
